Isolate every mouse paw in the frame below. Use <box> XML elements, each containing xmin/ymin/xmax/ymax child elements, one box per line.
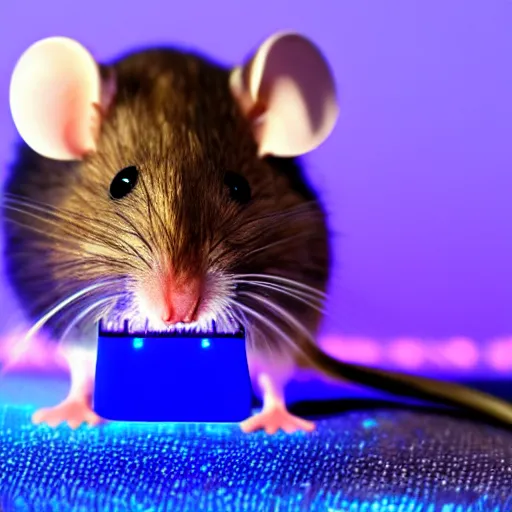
<box><xmin>240</xmin><ymin>406</ymin><xmax>315</xmax><ymax>435</ymax></box>
<box><xmin>32</xmin><ymin>399</ymin><xmax>103</xmax><ymax>429</ymax></box>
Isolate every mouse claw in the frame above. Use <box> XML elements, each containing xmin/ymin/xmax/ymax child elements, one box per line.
<box><xmin>32</xmin><ymin>399</ymin><xmax>104</xmax><ymax>429</ymax></box>
<box><xmin>240</xmin><ymin>405</ymin><xmax>315</xmax><ymax>435</ymax></box>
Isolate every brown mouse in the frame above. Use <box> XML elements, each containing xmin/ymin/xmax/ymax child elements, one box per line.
<box><xmin>3</xmin><ymin>34</ymin><xmax>512</xmax><ymax>433</ymax></box>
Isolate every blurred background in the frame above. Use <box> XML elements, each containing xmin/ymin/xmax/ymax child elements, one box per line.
<box><xmin>0</xmin><ymin>0</ymin><xmax>511</xmax><ymax>386</ymax></box>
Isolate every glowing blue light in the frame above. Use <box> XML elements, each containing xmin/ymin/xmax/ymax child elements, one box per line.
<box><xmin>362</xmin><ymin>418</ymin><xmax>378</xmax><ymax>429</ymax></box>
<box><xmin>201</xmin><ymin>339</ymin><xmax>211</xmax><ymax>349</ymax></box>
<box><xmin>133</xmin><ymin>338</ymin><xmax>144</xmax><ymax>350</ymax></box>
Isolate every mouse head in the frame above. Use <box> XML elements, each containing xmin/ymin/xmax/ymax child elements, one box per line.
<box><xmin>9</xmin><ymin>33</ymin><xmax>338</xmax><ymax>340</ymax></box>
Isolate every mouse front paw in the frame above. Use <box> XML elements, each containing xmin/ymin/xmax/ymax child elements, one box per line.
<box><xmin>240</xmin><ymin>406</ymin><xmax>316</xmax><ymax>435</ymax></box>
<box><xmin>32</xmin><ymin>399</ymin><xmax>103</xmax><ymax>429</ymax></box>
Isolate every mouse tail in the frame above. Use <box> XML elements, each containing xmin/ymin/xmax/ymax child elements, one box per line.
<box><xmin>300</xmin><ymin>341</ymin><xmax>512</xmax><ymax>426</ymax></box>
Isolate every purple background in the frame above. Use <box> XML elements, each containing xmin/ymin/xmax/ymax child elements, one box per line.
<box><xmin>0</xmin><ymin>0</ymin><xmax>511</xmax><ymax>378</ymax></box>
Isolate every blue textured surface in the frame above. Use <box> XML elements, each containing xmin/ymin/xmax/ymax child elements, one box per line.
<box><xmin>0</xmin><ymin>405</ymin><xmax>511</xmax><ymax>511</ymax></box>
<box><xmin>94</xmin><ymin>331</ymin><xmax>252</xmax><ymax>423</ymax></box>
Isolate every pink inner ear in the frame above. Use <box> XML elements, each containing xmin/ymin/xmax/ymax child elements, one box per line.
<box><xmin>10</xmin><ymin>37</ymin><xmax>101</xmax><ymax>161</ymax></box>
<box><xmin>244</xmin><ymin>33</ymin><xmax>339</xmax><ymax>158</ymax></box>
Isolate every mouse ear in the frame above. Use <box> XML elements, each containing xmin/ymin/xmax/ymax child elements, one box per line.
<box><xmin>230</xmin><ymin>32</ymin><xmax>339</xmax><ymax>158</ymax></box>
<box><xmin>9</xmin><ymin>37</ymin><xmax>113</xmax><ymax>161</ymax></box>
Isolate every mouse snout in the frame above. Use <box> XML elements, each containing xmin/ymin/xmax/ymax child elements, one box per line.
<box><xmin>161</xmin><ymin>274</ymin><xmax>201</xmax><ymax>325</ymax></box>
<box><xmin>136</xmin><ymin>265</ymin><xmax>205</xmax><ymax>326</ymax></box>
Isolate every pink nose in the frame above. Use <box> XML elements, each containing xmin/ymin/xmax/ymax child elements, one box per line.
<box><xmin>161</xmin><ymin>275</ymin><xmax>201</xmax><ymax>324</ymax></box>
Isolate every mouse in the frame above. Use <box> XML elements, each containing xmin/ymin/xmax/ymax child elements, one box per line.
<box><xmin>3</xmin><ymin>33</ymin><xmax>512</xmax><ymax>433</ymax></box>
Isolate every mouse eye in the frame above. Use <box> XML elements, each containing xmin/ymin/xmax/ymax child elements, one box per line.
<box><xmin>110</xmin><ymin>166</ymin><xmax>139</xmax><ymax>200</ymax></box>
<box><xmin>224</xmin><ymin>171</ymin><xmax>251</xmax><ymax>205</ymax></box>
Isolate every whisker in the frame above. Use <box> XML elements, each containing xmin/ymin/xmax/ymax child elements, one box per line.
<box><xmin>235</xmin><ymin>273</ymin><xmax>327</xmax><ymax>299</ymax></box>
<box><xmin>4</xmin><ymin>258</ymin><xmax>135</xmax><ymax>314</ymax></box>
<box><xmin>216</xmin><ymin>309</ymin><xmax>231</xmax><ymax>334</ymax></box>
<box><xmin>23</xmin><ymin>279</ymin><xmax>122</xmax><ymax>343</ymax></box>
<box><xmin>59</xmin><ymin>295</ymin><xmax>120</xmax><ymax>343</ymax></box>
<box><xmin>227</xmin><ymin>298</ymin><xmax>297</xmax><ymax>352</ymax></box>
<box><xmin>239</xmin><ymin>291</ymin><xmax>316</xmax><ymax>343</ymax></box>
<box><xmin>2</xmin><ymin>279</ymin><xmax>123</xmax><ymax>373</ymax></box>
<box><xmin>224</xmin><ymin>307</ymin><xmax>259</xmax><ymax>348</ymax></box>
<box><xmin>235</xmin><ymin>279</ymin><xmax>323</xmax><ymax>303</ymax></box>
<box><xmin>235</xmin><ymin>280</ymin><xmax>325</xmax><ymax>314</ymax></box>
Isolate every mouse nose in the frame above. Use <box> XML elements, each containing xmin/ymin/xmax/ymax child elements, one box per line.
<box><xmin>161</xmin><ymin>275</ymin><xmax>201</xmax><ymax>324</ymax></box>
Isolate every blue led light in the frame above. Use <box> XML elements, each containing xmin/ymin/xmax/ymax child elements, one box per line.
<box><xmin>362</xmin><ymin>418</ymin><xmax>377</xmax><ymax>429</ymax></box>
<box><xmin>201</xmin><ymin>338</ymin><xmax>211</xmax><ymax>349</ymax></box>
<box><xmin>132</xmin><ymin>338</ymin><xmax>144</xmax><ymax>350</ymax></box>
